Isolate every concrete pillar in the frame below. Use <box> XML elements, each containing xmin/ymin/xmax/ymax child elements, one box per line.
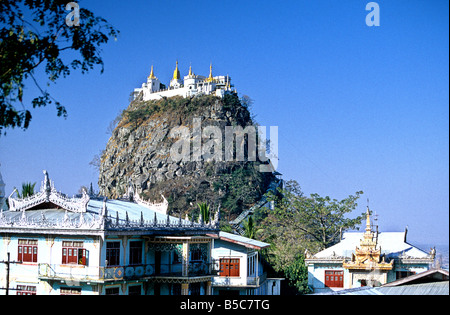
<box><xmin>181</xmin><ymin>283</ymin><xmax>189</xmax><ymax>295</ymax></box>
<box><xmin>182</xmin><ymin>242</ymin><xmax>189</xmax><ymax>277</ymax></box>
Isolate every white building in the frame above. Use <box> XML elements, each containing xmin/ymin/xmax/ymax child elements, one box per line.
<box><xmin>0</xmin><ymin>170</ymin><xmax>220</xmax><ymax>295</ymax></box>
<box><xmin>0</xmin><ymin>170</ymin><xmax>281</xmax><ymax>295</ymax></box>
<box><xmin>305</xmin><ymin>208</ymin><xmax>436</xmax><ymax>294</ymax></box>
<box><xmin>211</xmin><ymin>232</ymin><xmax>282</xmax><ymax>295</ymax></box>
<box><xmin>133</xmin><ymin>62</ymin><xmax>234</xmax><ymax>101</ymax></box>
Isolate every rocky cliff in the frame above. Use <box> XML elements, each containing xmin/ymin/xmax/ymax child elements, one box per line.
<box><xmin>98</xmin><ymin>93</ymin><xmax>275</xmax><ymax>223</ymax></box>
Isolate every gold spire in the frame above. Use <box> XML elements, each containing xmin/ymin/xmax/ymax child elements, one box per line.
<box><xmin>205</xmin><ymin>63</ymin><xmax>214</xmax><ymax>83</ymax></box>
<box><xmin>172</xmin><ymin>61</ymin><xmax>181</xmax><ymax>80</ymax></box>
<box><xmin>365</xmin><ymin>207</ymin><xmax>372</xmax><ymax>233</ymax></box>
<box><xmin>188</xmin><ymin>64</ymin><xmax>193</xmax><ymax>77</ymax></box>
<box><xmin>148</xmin><ymin>65</ymin><xmax>156</xmax><ymax>80</ymax></box>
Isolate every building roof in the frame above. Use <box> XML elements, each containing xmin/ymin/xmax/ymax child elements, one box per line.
<box><xmin>311</xmin><ymin>231</ymin><xmax>431</xmax><ymax>260</ymax></box>
<box><xmin>314</xmin><ymin>281</ymin><xmax>449</xmax><ymax>295</ymax></box>
<box><xmin>211</xmin><ymin>231</ymin><xmax>270</xmax><ymax>250</ymax></box>
<box><xmin>0</xmin><ymin>170</ymin><xmax>220</xmax><ymax>235</ymax></box>
<box><xmin>383</xmin><ymin>268</ymin><xmax>449</xmax><ymax>287</ymax></box>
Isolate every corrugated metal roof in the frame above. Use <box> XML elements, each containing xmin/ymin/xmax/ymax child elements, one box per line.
<box><xmin>317</xmin><ymin>281</ymin><xmax>449</xmax><ymax>295</ymax></box>
<box><xmin>87</xmin><ymin>199</ymin><xmax>184</xmax><ymax>224</ymax></box>
<box><xmin>217</xmin><ymin>231</ymin><xmax>270</xmax><ymax>250</ymax></box>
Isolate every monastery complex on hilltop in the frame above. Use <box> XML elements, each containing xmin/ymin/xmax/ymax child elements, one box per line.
<box><xmin>133</xmin><ymin>62</ymin><xmax>235</xmax><ymax>101</ymax></box>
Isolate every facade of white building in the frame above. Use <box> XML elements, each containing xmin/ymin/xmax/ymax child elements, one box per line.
<box><xmin>133</xmin><ymin>62</ymin><xmax>234</xmax><ymax>101</ymax></box>
<box><xmin>211</xmin><ymin>232</ymin><xmax>282</xmax><ymax>295</ymax></box>
<box><xmin>0</xmin><ymin>170</ymin><xmax>280</xmax><ymax>295</ymax></box>
<box><xmin>0</xmin><ymin>170</ymin><xmax>220</xmax><ymax>295</ymax></box>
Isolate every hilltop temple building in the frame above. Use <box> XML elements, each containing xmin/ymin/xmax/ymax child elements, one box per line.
<box><xmin>133</xmin><ymin>62</ymin><xmax>234</xmax><ymax>101</ymax></box>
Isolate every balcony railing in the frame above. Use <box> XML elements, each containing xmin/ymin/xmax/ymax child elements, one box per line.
<box><xmin>38</xmin><ymin>262</ymin><xmax>217</xmax><ymax>283</ymax></box>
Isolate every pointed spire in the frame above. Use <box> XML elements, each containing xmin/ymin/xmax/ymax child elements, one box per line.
<box><xmin>188</xmin><ymin>63</ymin><xmax>193</xmax><ymax>77</ymax></box>
<box><xmin>206</xmin><ymin>62</ymin><xmax>214</xmax><ymax>82</ymax></box>
<box><xmin>365</xmin><ymin>206</ymin><xmax>371</xmax><ymax>233</ymax></box>
<box><xmin>102</xmin><ymin>197</ymin><xmax>108</xmax><ymax>217</ymax></box>
<box><xmin>43</xmin><ymin>170</ymin><xmax>51</xmax><ymax>202</ymax></box>
<box><xmin>148</xmin><ymin>65</ymin><xmax>157</xmax><ymax>79</ymax></box>
<box><xmin>172</xmin><ymin>60</ymin><xmax>181</xmax><ymax>80</ymax></box>
<box><xmin>140</xmin><ymin>211</ymin><xmax>144</xmax><ymax>226</ymax></box>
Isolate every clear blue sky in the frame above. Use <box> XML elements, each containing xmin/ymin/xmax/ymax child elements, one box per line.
<box><xmin>0</xmin><ymin>0</ymin><xmax>448</xmax><ymax>246</ymax></box>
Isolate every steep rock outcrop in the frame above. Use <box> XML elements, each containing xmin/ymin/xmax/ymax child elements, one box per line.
<box><xmin>98</xmin><ymin>94</ymin><xmax>274</xmax><ymax>221</ymax></box>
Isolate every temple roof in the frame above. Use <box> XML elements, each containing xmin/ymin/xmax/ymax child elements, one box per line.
<box><xmin>0</xmin><ymin>170</ymin><xmax>220</xmax><ymax>234</ymax></box>
<box><xmin>312</xmin><ymin>231</ymin><xmax>431</xmax><ymax>260</ymax></box>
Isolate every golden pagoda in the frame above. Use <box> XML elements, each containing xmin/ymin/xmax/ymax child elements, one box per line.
<box><xmin>343</xmin><ymin>208</ymin><xmax>394</xmax><ymax>271</ymax></box>
<box><xmin>205</xmin><ymin>63</ymin><xmax>214</xmax><ymax>83</ymax></box>
<box><xmin>172</xmin><ymin>61</ymin><xmax>181</xmax><ymax>80</ymax></box>
<box><xmin>148</xmin><ymin>65</ymin><xmax>157</xmax><ymax>80</ymax></box>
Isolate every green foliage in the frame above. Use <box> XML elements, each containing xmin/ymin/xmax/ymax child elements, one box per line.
<box><xmin>255</xmin><ymin>179</ymin><xmax>364</xmax><ymax>294</ymax></box>
<box><xmin>243</xmin><ymin>216</ymin><xmax>256</xmax><ymax>239</ymax></box>
<box><xmin>260</xmin><ymin>180</ymin><xmax>364</xmax><ymax>252</ymax></box>
<box><xmin>197</xmin><ymin>202</ymin><xmax>210</xmax><ymax>223</ymax></box>
<box><xmin>16</xmin><ymin>182</ymin><xmax>36</xmax><ymax>198</ymax></box>
<box><xmin>0</xmin><ymin>0</ymin><xmax>119</xmax><ymax>134</ymax></box>
<box><xmin>215</xmin><ymin>163</ymin><xmax>266</xmax><ymax>220</ymax></box>
<box><xmin>283</xmin><ymin>255</ymin><xmax>310</xmax><ymax>295</ymax></box>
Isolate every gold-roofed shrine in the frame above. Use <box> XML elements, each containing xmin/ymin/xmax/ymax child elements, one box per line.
<box><xmin>343</xmin><ymin>208</ymin><xmax>394</xmax><ymax>271</ymax></box>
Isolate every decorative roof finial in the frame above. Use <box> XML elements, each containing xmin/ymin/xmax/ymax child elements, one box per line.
<box><xmin>172</xmin><ymin>60</ymin><xmax>181</xmax><ymax>80</ymax></box>
<box><xmin>148</xmin><ymin>65</ymin><xmax>156</xmax><ymax>80</ymax></box>
<box><xmin>365</xmin><ymin>206</ymin><xmax>371</xmax><ymax>233</ymax></box>
<box><xmin>206</xmin><ymin>62</ymin><xmax>214</xmax><ymax>82</ymax></box>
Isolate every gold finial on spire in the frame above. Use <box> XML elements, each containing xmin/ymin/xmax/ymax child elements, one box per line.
<box><xmin>148</xmin><ymin>65</ymin><xmax>156</xmax><ymax>80</ymax></box>
<box><xmin>172</xmin><ymin>61</ymin><xmax>181</xmax><ymax>80</ymax></box>
<box><xmin>365</xmin><ymin>206</ymin><xmax>372</xmax><ymax>233</ymax></box>
<box><xmin>206</xmin><ymin>62</ymin><xmax>214</xmax><ymax>82</ymax></box>
<box><xmin>188</xmin><ymin>63</ymin><xmax>193</xmax><ymax>77</ymax></box>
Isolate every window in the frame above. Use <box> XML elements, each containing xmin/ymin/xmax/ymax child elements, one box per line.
<box><xmin>16</xmin><ymin>285</ymin><xmax>37</xmax><ymax>295</ymax></box>
<box><xmin>190</xmin><ymin>283</ymin><xmax>202</xmax><ymax>295</ymax></box>
<box><xmin>396</xmin><ymin>271</ymin><xmax>416</xmax><ymax>280</ymax></box>
<box><xmin>191</xmin><ymin>248</ymin><xmax>202</xmax><ymax>261</ymax></box>
<box><xmin>247</xmin><ymin>255</ymin><xmax>256</xmax><ymax>277</ymax></box>
<box><xmin>324</xmin><ymin>270</ymin><xmax>344</xmax><ymax>288</ymax></box>
<box><xmin>128</xmin><ymin>285</ymin><xmax>142</xmax><ymax>295</ymax></box>
<box><xmin>18</xmin><ymin>239</ymin><xmax>38</xmax><ymax>263</ymax></box>
<box><xmin>105</xmin><ymin>287</ymin><xmax>120</xmax><ymax>295</ymax></box>
<box><xmin>219</xmin><ymin>258</ymin><xmax>240</xmax><ymax>277</ymax></box>
<box><xmin>106</xmin><ymin>242</ymin><xmax>121</xmax><ymax>266</ymax></box>
<box><xmin>60</xmin><ymin>288</ymin><xmax>82</xmax><ymax>295</ymax></box>
<box><xmin>62</xmin><ymin>241</ymin><xmax>87</xmax><ymax>265</ymax></box>
<box><xmin>129</xmin><ymin>241</ymin><xmax>142</xmax><ymax>265</ymax></box>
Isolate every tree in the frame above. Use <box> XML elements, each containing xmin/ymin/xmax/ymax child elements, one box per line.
<box><xmin>0</xmin><ymin>0</ymin><xmax>119</xmax><ymax>134</ymax></box>
<box><xmin>257</xmin><ymin>180</ymin><xmax>364</xmax><ymax>272</ymax></box>
<box><xmin>16</xmin><ymin>182</ymin><xmax>36</xmax><ymax>198</ymax></box>
<box><xmin>197</xmin><ymin>202</ymin><xmax>210</xmax><ymax>223</ymax></box>
<box><xmin>283</xmin><ymin>254</ymin><xmax>310</xmax><ymax>295</ymax></box>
